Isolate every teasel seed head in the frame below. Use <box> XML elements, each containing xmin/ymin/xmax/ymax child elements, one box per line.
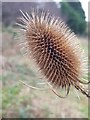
<box><xmin>17</xmin><ymin>8</ymin><xmax>90</xmax><ymax>98</ymax></box>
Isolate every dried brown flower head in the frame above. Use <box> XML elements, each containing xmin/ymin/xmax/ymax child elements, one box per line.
<box><xmin>17</xmin><ymin>9</ymin><xmax>90</xmax><ymax>98</ymax></box>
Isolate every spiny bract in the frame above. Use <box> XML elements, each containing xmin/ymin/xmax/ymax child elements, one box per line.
<box><xmin>17</xmin><ymin>9</ymin><xmax>90</xmax><ymax>98</ymax></box>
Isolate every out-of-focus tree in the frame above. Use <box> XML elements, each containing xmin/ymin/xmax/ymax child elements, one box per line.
<box><xmin>60</xmin><ymin>0</ymin><xmax>86</xmax><ymax>35</ymax></box>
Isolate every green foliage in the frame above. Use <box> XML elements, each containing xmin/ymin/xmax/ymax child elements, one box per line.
<box><xmin>60</xmin><ymin>1</ymin><xmax>86</xmax><ymax>35</ymax></box>
<box><xmin>2</xmin><ymin>25</ymin><xmax>17</xmax><ymax>37</ymax></box>
<box><xmin>3</xmin><ymin>85</ymin><xmax>21</xmax><ymax>109</ymax></box>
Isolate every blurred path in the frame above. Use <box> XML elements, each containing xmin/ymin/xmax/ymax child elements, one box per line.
<box><xmin>0</xmin><ymin>33</ymin><xmax>2</xmax><ymax>54</ymax></box>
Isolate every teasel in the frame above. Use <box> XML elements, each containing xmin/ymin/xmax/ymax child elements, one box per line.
<box><xmin>17</xmin><ymin>8</ymin><xmax>90</xmax><ymax>98</ymax></box>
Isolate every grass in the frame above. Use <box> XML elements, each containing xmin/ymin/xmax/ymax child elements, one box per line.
<box><xmin>1</xmin><ymin>26</ymin><xmax>89</xmax><ymax>118</ymax></box>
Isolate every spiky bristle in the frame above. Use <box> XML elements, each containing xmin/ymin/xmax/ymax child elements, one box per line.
<box><xmin>17</xmin><ymin>9</ymin><xmax>90</xmax><ymax>98</ymax></box>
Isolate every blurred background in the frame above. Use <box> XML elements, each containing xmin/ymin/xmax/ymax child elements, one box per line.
<box><xmin>1</xmin><ymin>0</ymin><xmax>89</xmax><ymax>118</ymax></box>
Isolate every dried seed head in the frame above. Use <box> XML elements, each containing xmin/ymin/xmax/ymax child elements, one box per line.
<box><xmin>17</xmin><ymin>9</ymin><xmax>90</xmax><ymax>98</ymax></box>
